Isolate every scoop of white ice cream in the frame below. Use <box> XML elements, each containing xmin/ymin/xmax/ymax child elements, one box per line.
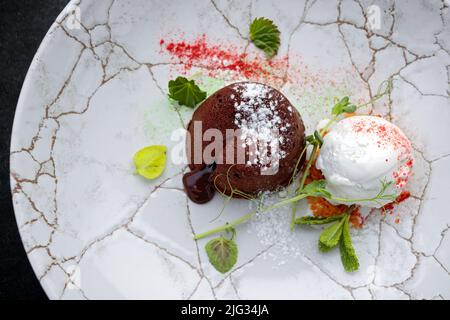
<box><xmin>316</xmin><ymin>116</ymin><xmax>413</xmax><ymax>208</ymax></box>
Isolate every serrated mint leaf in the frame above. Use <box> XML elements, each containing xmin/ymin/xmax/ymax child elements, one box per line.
<box><xmin>205</xmin><ymin>236</ymin><xmax>238</xmax><ymax>274</ymax></box>
<box><xmin>168</xmin><ymin>76</ymin><xmax>207</xmax><ymax>108</ymax></box>
<box><xmin>249</xmin><ymin>17</ymin><xmax>281</xmax><ymax>57</ymax></box>
<box><xmin>133</xmin><ymin>145</ymin><xmax>167</xmax><ymax>180</ymax></box>
<box><xmin>339</xmin><ymin>215</ymin><xmax>360</xmax><ymax>272</ymax></box>
<box><xmin>296</xmin><ymin>215</ymin><xmax>345</xmax><ymax>225</ymax></box>
<box><xmin>318</xmin><ymin>217</ymin><xmax>345</xmax><ymax>249</ymax></box>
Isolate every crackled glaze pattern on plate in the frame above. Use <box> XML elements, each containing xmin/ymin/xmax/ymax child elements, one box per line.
<box><xmin>10</xmin><ymin>0</ymin><xmax>450</xmax><ymax>299</ymax></box>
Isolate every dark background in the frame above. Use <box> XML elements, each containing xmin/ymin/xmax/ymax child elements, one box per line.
<box><xmin>0</xmin><ymin>0</ymin><xmax>68</xmax><ymax>300</ymax></box>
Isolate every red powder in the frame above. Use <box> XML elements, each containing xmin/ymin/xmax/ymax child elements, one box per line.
<box><xmin>406</xmin><ymin>158</ymin><xmax>413</xmax><ymax>167</ymax></box>
<box><xmin>381</xmin><ymin>203</ymin><xmax>394</xmax><ymax>211</ymax></box>
<box><xmin>352</xmin><ymin>118</ymin><xmax>411</xmax><ymax>154</ymax></box>
<box><xmin>381</xmin><ymin>190</ymin><xmax>411</xmax><ymax>212</ymax></box>
<box><xmin>160</xmin><ymin>35</ymin><xmax>289</xmax><ymax>85</ymax></box>
<box><xmin>159</xmin><ymin>34</ymin><xmax>368</xmax><ymax>102</ymax></box>
<box><xmin>382</xmin><ymin>190</ymin><xmax>411</xmax><ymax>224</ymax></box>
<box><xmin>396</xmin><ymin>190</ymin><xmax>411</xmax><ymax>203</ymax></box>
<box><xmin>351</xmin><ymin>117</ymin><xmax>414</xmax><ymax>189</ymax></box>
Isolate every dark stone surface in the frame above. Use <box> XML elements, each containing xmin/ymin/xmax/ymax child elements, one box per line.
<box><xmin>0</xmin><ymin>0</ymin><xmax>69</xmax><ymax>300</ymax></box>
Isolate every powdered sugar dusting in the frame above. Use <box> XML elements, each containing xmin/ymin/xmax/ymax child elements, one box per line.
<box><xmin>232</xmin><ymin>83</ymin><xmax>291</xmax><ymax>169</ymax></box>
<box><xmin>248</xmin><ymin>191</ymin><xmax>306</xmax><ymax>262</ymax></box>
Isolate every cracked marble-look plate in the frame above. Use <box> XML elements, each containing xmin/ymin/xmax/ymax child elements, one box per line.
<box><xmin>10</xmin><ymin>0</ymin><xmax>450</xmax><ymax>300</ymax></box>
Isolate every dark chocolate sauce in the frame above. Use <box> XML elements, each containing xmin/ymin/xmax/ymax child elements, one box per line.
<box><xmin>183</xmin><ymin>163</ymin><xmax>217</xmax><ymax>204</ymax></box>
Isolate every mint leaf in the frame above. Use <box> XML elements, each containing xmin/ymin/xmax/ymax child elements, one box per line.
<box><xmin>339</xmin><ymin>215</ymin><xmax>360</xmax><ymax>272</ymax></box>
<box><xmin>205</xmin><ymin>236</ymin><xmax>238</xmax><ymax>274</ymax></box>
<box><xmin>296</xmin><ymin>215</ymin><xmax>344</xmax><ymax>225</ymax></box>
<box><xmin>319</xmin><ymin>241</ymin><xmax>334</xmax><ymax>253</ymax></box>
<box><xmin>133</xmin><ymin>145</ymin><xmax>167</xmax><ymax>179</ymax></box>
<box><xmin>301</xmin><ymin>180</ymin><xmax>332</xmax><ymax>198</ymax></box>
<box><xmin>318</xmin><ymin>217</ymin><xmax>345</xmax><ymax>250</ymax></box>
<box><xmin>168</xmin><ymin>76</ymin><xmax>207</xmax><ymax>108</ymax></box>
<box><xmin>249</xmin><ymin>17</ymin><xmax>281</xmax><ymax>57</ymax></box>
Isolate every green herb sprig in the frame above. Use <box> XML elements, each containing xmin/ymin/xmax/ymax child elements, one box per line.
<box><xmin>297</xmin><ymin>207</ymin><xmax>360</xmax><ymax>272</ymax></box>
<box><xmin>194</xmin><ymin>78</ymin><xmax>394</xmax><ymax>273</ymax></box>
<box><xmin>193</xmin><ymin>178</ymin><xmax>394</xmax><ymax>241</ymax></box>
<box><xmin>288</xmin><ymin>77</ymin><xmax>394</xmax><ymax>228</ymax></box>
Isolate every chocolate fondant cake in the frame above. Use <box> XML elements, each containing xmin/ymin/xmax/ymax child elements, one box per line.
<box><xmin>184</xmin><ymin>82</ymin><xmax>305</xmax><ymax>202</ymax></box>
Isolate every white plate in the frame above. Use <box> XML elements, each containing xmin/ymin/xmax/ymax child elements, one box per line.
<box><xmin>10</xmin><ymin>0</ymin><xmax>450</xmax><ymax>300</ymax></box>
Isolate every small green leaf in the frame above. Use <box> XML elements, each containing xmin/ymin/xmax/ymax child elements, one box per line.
<box><xmin>302</xmin><ymin>179</ymin><xmax>326</xmax><ymax>192</ymax></box>
<box><xmin>318</xmin><ymin>217</ymin><xmax>346</xmax><ymax>249</ymax></box>
<box><xmin>343</xmin><ymin>104</ymin><xmax>357</xmax><ymax>113</ymax></box>
<box><xmin>301</xmin><ymin>180</ymin><xmax>332</xmax><ymax>198</ymax></box>
<box><xmin>168</xmin><ymin>76</ymin><xmax>207</xmax><ymax>108</ymax></box>
<box><xmin>340</xmin><ymin>96</ymin><xmax>350</xmax><ymax>105</ymax></box>
<box><xmin>305</xmin><ymin>130</ymin><xmax>324</xmax><ymax>147</ymax></box>
<box><xmin>205</xmin><ymin>236</ymin><xmax>238</xmax><ymax>274</ymax></box>
<box><xmin>319</xmin><ymin>241</ymin><xmax>334</xmax><ymax>253</ymax></box>
<box><xmin>296</xmin><ymin>215</ymin><xmax>345</xmax><ymax>225</ymax></box>
<box><xmin>339</xmin><ymin>215</ymin><xmax>360</xmax><ymax>272</ymax></box>
<box><xmin>331</xmin><ymin>96</ymin><xmax>350</xmax><ymax>116</ymax></box>
<box><xmin>314</xmin><ymin>130</ymin><xmax>324</xmax><ymax>146</ymax></box>
<box><xmin>249</xmin><ymin>17</ymin><xmax>281</xmax><ymax>57</ymax></box>
<box><xmin>305</xmin><ymin>134</ymin><xmax>316</xmax><ymax>145</ymax></box>
<box><xmin>133</xmin><ymin>145</ymin><xmax>167</xmax><ymax>180</ymax></box>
